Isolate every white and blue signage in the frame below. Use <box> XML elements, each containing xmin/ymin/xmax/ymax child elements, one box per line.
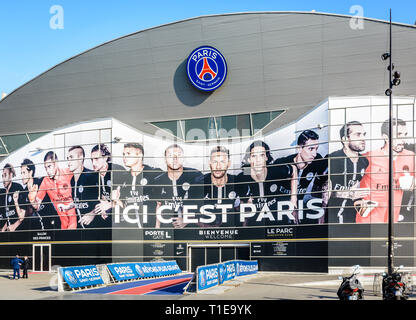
<box><xmin>218</xmin><ymin>263</ymin><xmax>226</xmax><ymax>285</ymax></box>
<box><xmin>236</xmin><ymin>260</ymin><xmax>258</xmax><ymax>277</ymax></box>
<box><xmin>133</xmin><ymin>263</ymin><xmax>155</xmax><ymax>278</ymax></box>
<box><xmin>61</xmin><ymin>265</ymin><xmax>104</xmax><ymax>289</ymax></box>
<box><xmin>224</xmin><ymin>261</ymin><xmax>236</xmax><ymax>282</ymax></box>
<box><xmin>186</xmin><ymin>46</ymin><xmax>227</xmax><ymax>92</ymax></box>
<box><xmin>107</xmin><ymin>263</ymin><xmax>137</xmax><ymax>281</ymax></box>
<box><xmin>197</xmin><ymin>260</ymin><xmax>258</xmax><ymax>292</ymax></box>
<box><xmin>151</xmin><ymin>262</ymin><xmax>170</xmax><ymax>277</ymax></box>
<box><xmin>106</xmin><ymin>261</ymin><xmax>182</xmax><ymax>281</ymax></box>
<box><xmin>197</xmin><ymin>264</ymin><xmax>219</xmax><ymax>291</ymax></box>
<box><xmin>166</xmin><ymin>260</ymin><xmax>182</xmax><ymax>275</ymax></box>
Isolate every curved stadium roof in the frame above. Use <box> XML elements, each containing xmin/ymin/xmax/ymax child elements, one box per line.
<box><xmin>1</xmin><ymin>11</ymin><xmax>415</xmax><ymax>136</ymax></box>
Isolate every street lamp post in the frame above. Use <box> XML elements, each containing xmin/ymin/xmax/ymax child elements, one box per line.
<box><xmin>382</xmin><ymin>9</ymin><xmax>401</xmax><ymax>276</ymax></box>
<box><xmin>387</xmin><ymin>9</ymin><xmax>394</xmax><ymax>276</ymax></box>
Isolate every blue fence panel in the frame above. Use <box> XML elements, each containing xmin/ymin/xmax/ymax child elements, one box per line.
<box><xmin>235</xmin><ymin>260</ymin><xmax>258</xmax><ymax>277</ymax></box>
<box><xmin>132</xmin><ymin>262</ymin><xmax>155</xmax><ymax>278</ymax></box>
<box><xmin>197</xmin><ymin>264</ymin><xmax>219</xmax><ymax>291</ymax></box>
<box><xmin>107</xmin><ymin>263</ymin><xmax>138</xmax><ymax>281</ymax></box>
<box><xmin>61</xmin><ymin>265</ymin><xmax>104</xmax><ymax>289</ymax></box>
<box><xmin>196</xmin><ymin>260</ymin><xmax>258</xmax><ymax>292</ymax></box>
<box><xmin>224</xmin><ymin>261</ymin><xmax>236</xmax><ymax>282</ymax></box>
<box><xmin>150</xmin><ymin>262</ymin><xmax>168</xmax><ymax>277</ymax></box>
<box><xmin>166</xmin><ymin>261</ymin><xmax>181</xmax><ymax>275</ymax></box>
<box><xmin>218</xmin><ymin>263</ymin><xmax>226</xmax><ymax>285</ymax></box>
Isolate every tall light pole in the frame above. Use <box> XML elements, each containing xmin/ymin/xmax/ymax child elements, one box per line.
<box><xmin>382</xmin><ymin>9</ymin><xmax>401</xmax><ymax>275</ymax></box>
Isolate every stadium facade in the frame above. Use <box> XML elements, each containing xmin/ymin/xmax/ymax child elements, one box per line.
<box><xmin>1</xmin><ymin>12</ymin><xmax>416</xmax><ymax>273</ymax></box>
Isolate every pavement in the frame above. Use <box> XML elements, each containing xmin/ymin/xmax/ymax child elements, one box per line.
<box><xmin>0</xmin><ymin>270</ymin><xmax>414</xmax><ymax>301</ymax></box>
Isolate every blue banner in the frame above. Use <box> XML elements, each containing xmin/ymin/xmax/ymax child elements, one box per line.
<box><xmin>166</xmin><ymin>261</ymin><xmax>181</xmax><ymax>275</ymax></box>
<box><xmin>107</xmin><ymin>263</ymin><xmax>137</xmax><ymax>281</ymax></box>
<box><xmin>235</xmin><ymin>260</ymin><xmax>258</xmax><ymax>277</ymax></box>
<box><xmin>218</xmin><ymin>263</ymin><xmax>226</xmax><ymax>285</ymax></box>
<box><xmin>150</xmin><ymin>262</ymin><xmax>169</xmax><ymax>277</ymax></box>
<box><xmin>196</xmin><ymin>260</ymin><xmax>257</xmax><ymax>291</ymax></box>
<box><xmin>132</xmin><ymin>262</ymin><xmax>156</xmax><ymax>278</ymax></box>
<box><xmin>224</xmin><ymin>261</ymin><xmax>236</xmax><ymax>281</ymax></box>
<box><xmin>197</xmin><ymin>264</ymin><xmax>219</xmax><ymax>291</ymax></box>
<box><xmin>61</xmin><ymin>265</ymin><xmax>104</xmax><ymax>289</ymax></box>
<box><xmin>107</xmin><ymin>261</ymin><xmax>182</xmax><ymax>281</ymax></box>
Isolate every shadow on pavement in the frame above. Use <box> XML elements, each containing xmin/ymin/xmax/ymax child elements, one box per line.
<box><xmin>32</xmin><ymin>286</ymin><xmax>57</xmax><ymax>292</ymax></box>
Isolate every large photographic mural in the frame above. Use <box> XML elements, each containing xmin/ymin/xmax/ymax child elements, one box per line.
<box><xmin>0</xmin><ymin>96</ymin><xmax>415</xmax><ymax>270</ymax></box>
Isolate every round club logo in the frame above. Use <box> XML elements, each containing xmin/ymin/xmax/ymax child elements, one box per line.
<box><xmin>64</xmin><ymin>270</ymin><xmax>78</xmax><ymax>285</ymax></box>
<box><xmin>182</xmin><ymin>182</ymin><xmax>190</xmax><ymax>191</ymax></box>
<box><xmin>135</xmin><ymin>264</ymin><xmax>145</xmax><ymax>277</ymax></box>
<box><xmin>198</xmin><ymin>269</ymin><xmax>206</xmax><ymax>287</ymax></box>
<box><xmin>228</xmin><ymin>191</ymin><xmax>236</xmax><ymax>200</ymax></box>
<box><xmin>219</xmin><ymin>264</ymin><xmax>225</xmax><ymax>283</ymax></box>
<box><xmin>186</xmin><ymin>46</ymin><xmax>227</xmax><ymax>92</ymax></box>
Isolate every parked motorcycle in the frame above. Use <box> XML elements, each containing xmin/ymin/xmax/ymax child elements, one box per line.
<box><xmin>382</xmin><ymin>265</ymin><xmax>408</xmax><ymax>300</ymax></box>
<box><xmin>337</xmin><ymin>265</ymin><xmax>364</xmax><ymax>300</ymax></box>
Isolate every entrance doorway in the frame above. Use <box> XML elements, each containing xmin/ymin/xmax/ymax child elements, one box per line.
<box><xmin>187</xmin><ymin>243</ymin><xmax>250</xmax><ymax>272</ymax></box>
<box><xmin>32</xmin><ymin>244</ymin><xmax>51</xmax><ymax>272</ymax></box>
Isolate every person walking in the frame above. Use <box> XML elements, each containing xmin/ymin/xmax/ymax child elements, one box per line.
<box><xmin>21</xmin><ymin>256</ymin><xmax>30</xmax><ymax>279</ymax></box>
<box><xmin>11</xmin><ymin>254</ymin><xmax>23</xmax><ymax>280</ymax></box>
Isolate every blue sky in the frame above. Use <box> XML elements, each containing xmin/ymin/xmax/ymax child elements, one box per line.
<box><xmin>0</xmin><ymin>0</ymin><xmax>415</xmax><ymax>95</ymax></box>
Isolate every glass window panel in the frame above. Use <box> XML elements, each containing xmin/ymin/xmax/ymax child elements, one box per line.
<box><xmin>217</xmin><ymin>114</ymin><xmax>251</xmax><ymax>138</ymax></box>
<box><xmin>271</xmin><ymin>110</ymin><xmax>284</xmax><ymax>120</ymax></box>
<box><xmin>152</xmin><ymin>120</ymin><xmax>184</xmax><ymax>140</ymax></box>
<box><xmin>251</xmin><ymin>110</ymin><xmax>284</xmax><ymax>132</ymax></box>
<box><xmin>27</xmin><ymin>132</ymin><xmax>48</xmax><ymax>142</ymax></box>
<box><xmin>0</xmin><ymin>139</ymin><xmax>7</xmax><ymax>155</ymax></box>
<box><xmin>1</xmin><ymin>134</ymin><xmax>30</xmax><ymax>153</ymax></box>
<box><xmin>183</xmin><ymin>117</ymin><xmax>216</xmax><ymax>141</ymax></box>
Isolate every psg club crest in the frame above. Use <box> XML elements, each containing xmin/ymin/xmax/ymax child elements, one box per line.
<box><xmin>198</xmin><ymin>269</ymin><xmax>206</xmax><ymax>287</ymax></box>
<box><xmin>186</xmin><ymin>46</ymin><xmax>227</xmax><ymax>92</ymax></box>
<box><xmin>64</xmin><ymin>270</ymin><xmax>77</xmax><ymax>285</ymax></box>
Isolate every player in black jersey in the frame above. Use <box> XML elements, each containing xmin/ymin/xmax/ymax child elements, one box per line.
<box><xmin>235</xmin><ymin>141</ymin><xmax>298</xmax><ymax>226</ymax></box>
<box><xmin>0</xmin><ymin>187</ymin><xmax>5</xmax><ymax>229</ymax></box>
<box><xmin>273</xmin><ymin>130</ymin><xmax>328</xmax><ymax>224</ymax></box>
<box><xmin>188</xmin><ymin>146</ymin><xmax>239</xmax><ymax>227</ymax></box>
<box><xmin>14</xmin><ymin>159</ymin><xmax>47</xmax><ymax>231</ymax></box>
<box><xmin>112</xmin><ymin>143</ymin><xmax>161</xmax><ymax>228</ymax></box>
<box><xmin>0</xmin><ymin>164</ymin><xmax>25</xmax><ymax>232</ymax></box>
<box><xmin>326</xmin><ymin>121</ymin><xmax>369</xmax><ymax>223</ymax></box>
<box><xmin>90</xmin><ymin>144</ymin><xmax>123</xmax><ymax>227</ymax></box>
<box><xmin>153</xmin><ymin>144</ymin><xmax>202</xmax><ymax>228</ymax></box>
<box><xmin>66</xmin><ymin>146</ymin><xmax>100</xmax><ymax>228</ymax></box>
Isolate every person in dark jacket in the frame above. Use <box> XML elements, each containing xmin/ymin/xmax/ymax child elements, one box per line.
<box><xmin>11</xmin><ymin>254</ymin><xmax>23</xmax><ymax>280</ymax></box>
<box><xmin>21</xmin><ymin>256</ymin><xmax>30</xmax><ymax>279</ymax></box>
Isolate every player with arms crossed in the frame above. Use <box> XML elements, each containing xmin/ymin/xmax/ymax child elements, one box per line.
<box><xmin>274</xmin><ymin>130</ymin><xmax>328</xmax><ymax>224</ymax></box>
<box><xmin>29</xmin><ymin>151</ymin><xmax>77</xmax><ymax>229</ymax></box>
<box><xmin>357</xmin><ymin>118</ymin><xmax>415</xmax><ymax>223</ymax></box>
<box><xmin>0</xmin><ymin>164</ymin><xmax>25</xmax><ymax>232</ymax></box>
<box><xmin>326</xmin><ymin>121</ymin><xmax>370</xmax><ymax>224</ymax></box>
